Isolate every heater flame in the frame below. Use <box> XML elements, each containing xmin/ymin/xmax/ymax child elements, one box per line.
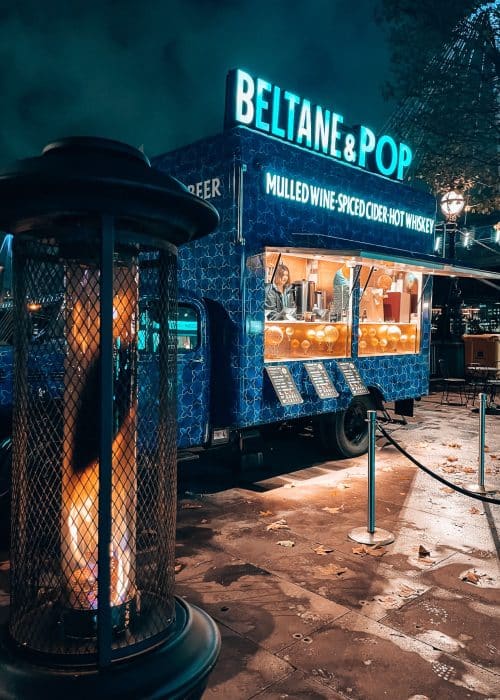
<box><xmin>62</xmin><ymin>270</ymin><xmax>138</xmax><ymax>615</ymax></box>
<box><xmin>65</xmin><ymin>419</ymin><xmax>135</xmax><ymax>610</ymax></box>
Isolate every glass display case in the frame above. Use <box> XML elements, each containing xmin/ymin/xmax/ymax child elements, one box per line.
<box><xmin>264</xmin><ymin>320</ymin><xmax>349</xmax><ymax>360</ymax></box>
<box><xmin>263</xmin><ymin>249</ymin><xmax>423</xmax><ymax>361</ymax></box>
<box><xmin>264</xmin><ymin>249</ymin><xmax>352</xmax><ymax>361</ymax></box>
<box><xmin>358</xmin><ymin>264</ymin><xmax>422</xmax><ymax>356</ymax></box>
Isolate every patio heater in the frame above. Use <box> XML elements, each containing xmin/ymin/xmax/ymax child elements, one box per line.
<box><xmin>0</xmin><ymin>137</ymin><xmax>220</xmax><ymax>698</ymax></box>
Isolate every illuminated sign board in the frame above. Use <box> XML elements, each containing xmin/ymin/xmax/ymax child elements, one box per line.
<box><xmin>225</xmin><ymin>68</ymin><xmax>413</xmax><ymax>181</ymax></box>
<box><xmin>264</xmin><ymin>172</ymin><xmax>434</xmax><ymax>234</ymax></box>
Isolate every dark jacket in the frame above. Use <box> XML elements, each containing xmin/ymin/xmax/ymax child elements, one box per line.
<box><xmin>265</xmin><ymin>283</ymin><xmax>293</xmax><ymax>320</ymax></box>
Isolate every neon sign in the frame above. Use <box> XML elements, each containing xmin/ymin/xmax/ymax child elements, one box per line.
<box><xmin>264</xmin><ymin>172</ymin><xmax>434</xmax><ymax>234</ymax></box>
<box><xmin>225</xmin><ymin>69</ymin><xmax>413</xmax><ymax>181</ymax></box>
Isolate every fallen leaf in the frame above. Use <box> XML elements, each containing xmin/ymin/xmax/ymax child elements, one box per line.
<box><xmin>352</xmin><ymin>545</ymin><xmax>368</xmax><ymax>556</ymax></box>
<box><xmin>381</xmin><ymin>466</ymin><xmax>393</xmax><ymax>472</ymax></box>
<box><xmin>462</xmin><ymin>466</ymin><xmax>476</xmax><ymax>474</ymax></box>
<box><xmin>259</xmin><ymin>510</ymin><xmax>274</xmax><ymax>517</ymax></box>
<box><xmin>462</xmin><ymin>570</ymin><xmax>482</xmax><ymax>584</ymax></box>
<box><xmin>266</xmin><ymin>519</ymin><xmax>290</xmax><ymax>531</ymax></box>
<box><xmin>418</xmin><ymin>545</ymin><xmax>431</xmax><ymax>558</ymax></box>
<box><xmin>313</xmin><ymin>545</ymin><xmax>334</xmax><ymax>556</ymax></box>
<box><xmin>469</xmin><ymin>507</ymin><xmax>481</xmax><ymax>515</ymax></box>
<box><xmin>398</xmin><ymin>585</ymin><xmax>417</xmax><ymax>598</ymax></box>
<box><xmin>336</xmin><ymin>482</ymin><xmax>350</xmax><ymax>490</ymax></box>
<box><xmin>322</xmin><ymin>505</ymin><xmax>344</xmax><ymax>515</ymax></box>
<box><xmin>459</xmin><ymin>633</ymin><xmax>473</xmax><ymax>641</ymax></box>
<box><xmin>440</xmin><ymin>487</ymin><xmax>454</xmax><ymax>494</ymax></box>
<box><xmin>490</xmin><ymin>454</ymin><xmax>498</xmax><ymax>460</ymax></box>
<box><xmin>447</xmin><ymin>443</ymin><xmax>461</xmax><ymax>449</ymax></box>
<box><xmin>174</xmin><ymin>562</ymin><xmax>183</xmax><ymax>573</ymax></box>
<box><xmin>181</xmin><ymin>503</ymin><xmax>202</xmax><ymax>509</ymax></box>
<box><xmin>277</xmin><ymin>540</ymin><xmax>295</xmax><ymax>547</ymax></box>
<box><xmin>319</xmin><ymin>564</ymin><xmax>347</xmax><ymax>576</ymax></box>
<box><xmin>441</xmin><ymin>466</ymin><xmax>457</xmax><ymax>474</ymax></box>
<box><xmin>446</xmin><ymin>456</ymin><xmax>458</xmax><ymax>462</ymax></box>
<box><xmin>363</xmin><ymin>660</ymin><xmax>372</xmax><ymax>666</ymax></box>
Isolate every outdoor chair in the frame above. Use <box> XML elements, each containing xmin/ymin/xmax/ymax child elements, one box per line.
<box><xmin>438</xmin><ymin>358</ymin><xmax>467</xmax><ymax>406</ymax></box>
<box><xmin>465</xmin><ymin>362</ymin><xmax>487</xmax><ymax>406</ymax></box>
<box><xmin>485</xmin><ymin>361</ymin><xmax>500</xmax><ymax>409</ymax></box>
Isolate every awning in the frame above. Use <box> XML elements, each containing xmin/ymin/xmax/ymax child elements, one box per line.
<box><xmin>339</xmin><ymin>249</ymin><xmax>500</xmax><ymax>280</ymax></box>
<box><xmin>270</xmin><ymin>245</ymin><xmax>500</xmax><ymax>280</ymax></box>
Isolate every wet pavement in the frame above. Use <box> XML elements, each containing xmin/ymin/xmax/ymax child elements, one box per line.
<box><xmin>175</xmin><ymin>394</ymin><xmax>500</xmax><ymax>699</ymax></box>
<box><xmin>0</xmin><ymin>394</ymin><xmax>499</xmax><ymax>698</ymax></box>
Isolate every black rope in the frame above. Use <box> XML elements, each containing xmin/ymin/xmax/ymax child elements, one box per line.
<box><xmin>377</xmin><ymin>423</ymin><xmax>500</xmax><ymax>505</ymax></box>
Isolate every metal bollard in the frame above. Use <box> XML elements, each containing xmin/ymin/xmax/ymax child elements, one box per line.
<box><xmin>349</xmin><ymin>411</ymin><xmax>395</xmax><ymax>546</ymax></box>
<box><xmin>468</xmin><ymin>393</ymin><xmax>495</xmax><ymax>494</ymax></box>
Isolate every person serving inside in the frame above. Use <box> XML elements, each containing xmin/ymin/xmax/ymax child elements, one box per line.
<box><xmin>265</xmin><ymin>263</ymin><xmax>294</xmax><ymax>320</ymax></box>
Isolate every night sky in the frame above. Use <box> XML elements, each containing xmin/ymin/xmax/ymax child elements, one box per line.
<box><xmin>0</xmin><ymin>0</ymin><xmax>394</xmax><ymax>166</ymax></box>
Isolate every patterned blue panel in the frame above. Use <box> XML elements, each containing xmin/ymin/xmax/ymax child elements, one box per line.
<box><xmin>237</xmin><ymin>129</ymin><xmax>436</xmax><ymax>257</ymax></box>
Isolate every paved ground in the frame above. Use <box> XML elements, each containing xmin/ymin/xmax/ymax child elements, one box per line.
<box><xmin>0</xmin><ymin>394</ymin><xmax>499</xmax><ymax>698</ymax></box>
<box><xmin>175</xmin><ymin>394</ymin><xmax>500</xmax><ymax>699</ymax></box>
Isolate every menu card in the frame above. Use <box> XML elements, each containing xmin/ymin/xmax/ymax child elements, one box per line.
<box><xmin>265</xmin><ymin>365</ymin><xmax>303</xmax><ymax>406</ymax></box>
<box><xmin>304</xmin><ymin>362</ymin><xmax>339</xmax><ymax>399</ymax></box>
<box><xmin>336</xmin><ymin>361</ymin><xmax>369</xmax><ymax>396</ymax></box>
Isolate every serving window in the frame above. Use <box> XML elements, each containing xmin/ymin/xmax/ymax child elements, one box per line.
<box><xmin>263</xmin><ymin>249</ymin><xmax>352</xmax><ymax>362</ymax></box>
<box><xmin>358</xmin><ymin>264</ymin><xmax>422</xmax><ymax>356</ymax></box>
<box><xmin>138</xmin><ymin>301</ymin><xmax>200</xmax><ymax>353</ymax></box>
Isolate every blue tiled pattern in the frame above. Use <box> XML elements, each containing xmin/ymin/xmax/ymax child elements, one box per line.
<box><xmin>152</xmin><ymin>129</ymin><xmax>436</xmax><ymax>443</ymax></box>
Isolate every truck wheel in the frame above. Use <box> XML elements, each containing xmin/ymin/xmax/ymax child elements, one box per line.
<box><xmin>0</xmin><ymin>437</ymin><xmax>12</xmax><ymax>550</ymax></box>
<box><xmin>318</xmin><ymin>395</ymin><xmax>375</xmax><ymax>459</ymax></box>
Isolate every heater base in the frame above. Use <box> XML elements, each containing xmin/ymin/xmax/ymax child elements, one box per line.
<box><xmin>0</xmin><ymin>597</ymin><xmax>220</xmax><ymax>700</ymax></box>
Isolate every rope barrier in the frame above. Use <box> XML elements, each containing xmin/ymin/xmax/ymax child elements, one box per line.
<box><xmin>377</xmin><ymin>423</ymin><xmax>500</xmax><ymax>505</ymax></box>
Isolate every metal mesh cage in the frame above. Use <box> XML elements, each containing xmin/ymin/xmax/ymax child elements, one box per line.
<box><xmin>9</xmin><ymin>232</ymin><xmax>178</xmax><ymax>665</ymax></box>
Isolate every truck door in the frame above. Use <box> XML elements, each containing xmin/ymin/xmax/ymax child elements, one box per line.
<box><xmin>176</xmin><ymin>297</ymin><xmax>210</xmax><ymax>449</ymax></box>
<box><xmin>138</xmin><ymin>295</ymin><xmax>209</xmax><ymax>451</ymax></box>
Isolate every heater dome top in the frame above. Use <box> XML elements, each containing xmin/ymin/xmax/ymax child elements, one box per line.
<box><xmin>0</xmin><ymin>136</ymin><xmax>219</xmax><ymax>247</ymax></box>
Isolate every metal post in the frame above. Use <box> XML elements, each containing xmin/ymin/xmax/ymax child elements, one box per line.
<box><xmin>479</xmin><ymin>392</ymin><xmax>486</xmax><ymax>489</ymax></box>
<box><xmin>367</xmin><ymin>410</ymin><xmax>376</xmax><ymax>534</ymax></box>
<box><xmin>468</xmin><ymin>393</ymin><xmax>494</xmax><ymax>494</ymax></box>
<box><xmin>348</xmin><ymin>411</ymin><xmax>394</xmax><ymax>546</ymax></box>
<box><xmin>98</xmin><ymin>214</ymin><xmax>114</xmax><ymax>666</ymax></box>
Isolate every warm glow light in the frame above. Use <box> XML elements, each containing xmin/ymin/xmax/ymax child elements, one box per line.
<box><xmin>65</xmin><ymin>417</ymin><xmax>134</xmax><ymax>609</ymax></box>
<box><xmin>62</xmin><ymin>267</ymin><xmax>137</xmax><ymax>614</ymax></box>
<box><xmin>27</xmin><ymin>302</ymin><xmax>42</xmax><ymax>312</ymax></box>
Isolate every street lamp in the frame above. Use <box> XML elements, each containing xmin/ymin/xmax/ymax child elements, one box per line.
<box><xmin>440</xmin><ymin>190</ymin><xmax>465</xmax><ymax>221</ymax></box>
<box><xmin>440</xmin><ymin>190</ymin><xmax>465</xmax><ymax>258</ymax></box>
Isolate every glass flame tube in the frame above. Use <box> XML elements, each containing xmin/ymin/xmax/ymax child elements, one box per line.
<box><xmin>61</xmin><ymin>263</ymin><xmax>138</xmax><ymax>633</ymax></box>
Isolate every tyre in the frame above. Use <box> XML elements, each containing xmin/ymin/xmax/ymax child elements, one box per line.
<box><xmin>318</xmin><ymin>394</ymin><xmax>375</xmax><ymax>459</ymax></box>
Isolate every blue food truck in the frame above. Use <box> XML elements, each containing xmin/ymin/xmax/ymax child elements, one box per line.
<box><xmin>1</xmin><ymin>68</ymin><xmax>498</xmax><ymax>482</ymax></box>
<box><xmin>150</xmin><ymin>68</ymin><xmax>499</xmax><ymax>461</ymax></box>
